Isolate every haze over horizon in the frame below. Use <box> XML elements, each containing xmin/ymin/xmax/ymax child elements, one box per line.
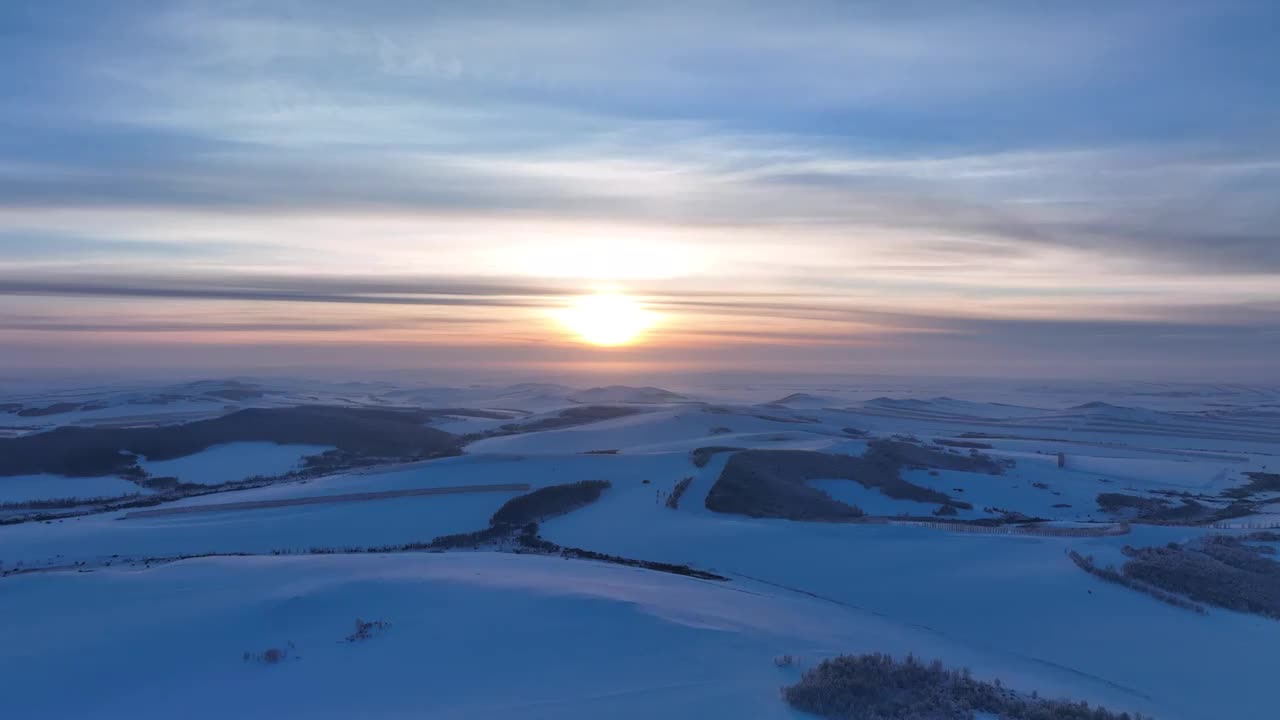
<box><xmin>3</xmin><ymin>1</ymin><xmax>1278</xmax><ymax>380</ymax></box>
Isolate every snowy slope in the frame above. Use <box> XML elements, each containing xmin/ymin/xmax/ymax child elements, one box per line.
<box><xmin>0</xmin><ymin>552</ymin><xmax>1168</xmax><ymax>720</ymax></box>
<box><xmin>1</xmin><ymin>453</ymin><xmax>692</xmax><ymax>568</ymax></box>
<box><xmin>465</xmin><ymin>407</ymin><xmax>847</xmax><ymax>455</ymax></box>
<box><xmin>5</xmin><ymin>376</ymin><xmax>1280</xmax><ymax>720</ymax></box>
<box><xmin>138</xmin><ymin>442</ymin><xmax>334</xmax><ymax>485</ymax></box>
<box><xmin>0</xmin><ymin>473</ymin><xmax>150</xmax><ymax>503</ymax></box>
<box><xmin>540</xmin><ymin>486</ymin><xmax>1276</xmax><ymax>720</ymax></box>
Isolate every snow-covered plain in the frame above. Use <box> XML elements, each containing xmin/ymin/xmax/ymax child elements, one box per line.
<box><xmin>1</xmin><ymin>552</ymin><xmax>1166</xmax><ymax>720</ymax></box>
<box><xmin>0</xmin><ymin>473</ymin><xmax>149</xmax><ymax>503</ymax></box>
<box><xmin>3</xmin><ymin>377</ymin><xmax>1280</xmax><ymax>719</ymax></box>
<box><xmin>138</xmin><ymin>442</ymin><xmax>334</xmax><ymax>485</ymax></box>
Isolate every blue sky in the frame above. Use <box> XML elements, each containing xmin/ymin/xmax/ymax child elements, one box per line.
<box><xmin>1</xmin><ymin>1</ymin><xmax>1278</xmax><ymax>379</ymax></box>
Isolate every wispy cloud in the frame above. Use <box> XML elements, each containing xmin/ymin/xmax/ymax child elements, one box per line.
<box><xmin>2</xmin><ymin>0</ymin><xmax>1278</xmax><ymax>378</ymax></box>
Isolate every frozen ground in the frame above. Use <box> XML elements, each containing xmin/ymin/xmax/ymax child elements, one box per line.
<box><xmin>3</xmin><ymin>376</ymin><xmax>1279</xmax><ymax>719</ymax></box>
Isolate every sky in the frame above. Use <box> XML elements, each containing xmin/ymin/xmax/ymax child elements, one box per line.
<box><xmin>1</xmin><ymin>0</ymin><xmax>1278</xmax><ymax>381</ymax></box>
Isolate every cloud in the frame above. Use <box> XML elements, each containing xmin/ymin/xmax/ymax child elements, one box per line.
<box><xmin>0</xmin><ymin>274</ymin><xmax>560</xmax><ymax>307</ymax></box>
<box><xmin>2</xmin><ymin>270</ymin><xmax>1272</xmax><ymax>330</ymax></box>
<box><xmin>0</xmin><ymin>320</ymin><xmax>396</xmax><ymax>333</ymax></box>
<box><xmin>4</xmin><ymin>1</ymin><xmax>1279</xmax><ymax>276</ymax></box>
<box><xmin>2</xmin><ymin>1</ymin><xmax>1280</xmax><ymax>378</ymax></box>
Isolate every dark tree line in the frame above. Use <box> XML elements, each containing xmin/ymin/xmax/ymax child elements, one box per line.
<box><xmin>1121</xmin><ymin>536</ymin><xmax>1280</xmax><ymax>619</ymax></box>
<box><xmin>0</xmin><ymin>406</ymin><xmax>461</xmax><ymax>477</ymax></box>
<box><xmin>665</xmin><ymin>477</ymin><xmax>693</xmax><ymax>509</ymax></box>
<box><xmin>704</xmin><ymin>440</ymin><xmax>994</xmax><ymax>521</ymax></box>
<box><xmin>489</xmin><ymin>480</ymin><xmax>611</xmax><ymax>527</ymax></box>
<box><xmin>785</xmin><ymin>652</ymin><xmax>1151</xmax><ymax>720</ymax></box>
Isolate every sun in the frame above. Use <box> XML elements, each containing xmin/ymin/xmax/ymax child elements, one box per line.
<box><xmin>557</xmin><ymin>291</ymin><xmax>656</xmax><ymax>347</ymax></box>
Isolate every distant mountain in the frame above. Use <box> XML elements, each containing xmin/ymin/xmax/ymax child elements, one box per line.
<box><xmin>861</xmin><ymin>396</ymin><xmax>1052</xmax><ymax>420</ymax></box>
<box><xmin>1062</xmin><ymin>400</ymin><xmax>1173</xmax><ymax>423</ymax></box>
<box><xmin>569</xmin><ymin>385</ymin><xmax>687</xmax><ymax>404</ymax></box>
<box><xmin>763</xmin><ymin>392</ymin><xmax>842</xmax><ymax>408</ymax></box>
<box><xmin>1069</xmin><ymin>401</ymin><xmax>1127</xmax><ymax>411</ymax></box>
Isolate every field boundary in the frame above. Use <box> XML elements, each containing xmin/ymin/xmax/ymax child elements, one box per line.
<box><xmin>121</xmin><ymin>483</ymin><xmax>530</xmax><ymax>519</ymax></box>
<box><xmin>882</xmin><ymin>518</ymin><xmax>1131</xmax><ymax>537</ymax></box>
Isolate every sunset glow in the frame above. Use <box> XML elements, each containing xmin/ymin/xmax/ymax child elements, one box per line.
<box><xmin>557</xmin><ymin>292</ymin><xmax>656</xmax><ymax>347</ymax></box>
<box><xmin>1</xmin><ymin>2</ymin><xmax>1277</xmax><ymax>380</ymax></box>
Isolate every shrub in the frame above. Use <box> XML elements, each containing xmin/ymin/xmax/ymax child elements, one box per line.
<box><xmin>933</xmin><ymin>439</ymin><xmax>993</xmax><ymax>449</ymax></box>
<box><xmin>784</xmin><ymin>652</ymin><xmax>1150</xmax><ymax>720</ymax></box>
<box><xmin>1223</xmin><ymin>472</ymin><xmax>1280</xmax><ymax>499</ymax></box>
<box><xmin>1207</xmin><ymin>501</ymin><xmax>1259</xmax><ymax>523</ymax></box>
<box><xmin>428</xmin><ymin>525</ymin><xmax>511</xmax><ymax>549</ymax></box>
<box><xmin>489</xmin><ymin>480</ymin><xmax>610</xmax><ymax>527</ymax></box>
<box><xmin>705</xmin><ymin>446</ymin><xmax>979</xmax><ymax>521</ymax></box>
<box><xmin>427</xmin><ymin>481</ymin><xmax>612</xmax><ymax>549</ymax></box>
<box><xmin>705</xmin><ymin>451</ymin><xmax>865</xmax><ymax>520</ymax></box>
<box><xmin>666</xmin><ymin>477</ymin><xmax>693</xmax><ymax>509</ymax></box>
<box><xmin>865</xmin><ymin>439</ymin><xmax>1002</xmax><ymax>477</ymax></box>
<box><xmin>499</xmin><ymin>406</ymin><xmax>639</xmax><ymax>433</ymax></box>
<box><xmin>1067</xmin><ymin>551</ymin><xmax>1207</xmax><ymax>615</ymax></box>
<box><xmin>344</xmin><ymin>618</ymin><xmax>391</xmax><ymax>643</ymax></box>
<box><xmin>0</xmin><ymin>406</ymin><xmax>461</xmax><ymax>478</ymax></box>
<box><xmin>135</xmin><ymin>475</ymin><xmax>204</xmax><ymax>492</ymax></box>
<box><xmin>691</xmin><ymin>446</ymin><xmax>742</xmax><ymax>468</ymax></box>
<box><xmin>1119</xmin><ymin>536</ymin><xmax>1280</xmax><ymax>619</ymax></box>
<box><xmin>244</xmin><ymin>643</ymin><xmax>295</xmax><ymax>664</ymax></box>
<box><xmin>0</xmin><ymin>494</ymin><xmax>142</xmax><ymax>511</ymax></box>
<box><xmin>558</xmin><ymin>546</ymin><xmax>727</xmax><ymax>581</ymax></box>
<box><xmin>516</xmin><ymin>522</ymin><xmax>559</xmax><ymax>552</ymax></box>
<box><xmin>1096</xmin><ymin>493</ymin><xmax>1170</xmax><ymax>517</ymax></box>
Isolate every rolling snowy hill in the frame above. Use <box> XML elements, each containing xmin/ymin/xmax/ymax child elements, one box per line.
<box><xmin>3</xmin><ymin>376</ymin><xmax>1280</xmax><ymax>719</ymax></box>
